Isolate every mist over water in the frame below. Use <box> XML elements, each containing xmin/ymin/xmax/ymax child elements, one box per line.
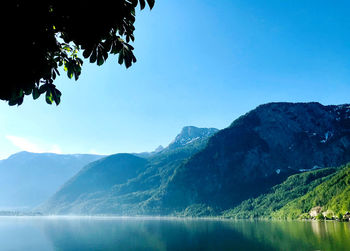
<box><xmin>0</xmin><ymin>216</ymin><xmax>349</xmax><ymax>251</ymax></box>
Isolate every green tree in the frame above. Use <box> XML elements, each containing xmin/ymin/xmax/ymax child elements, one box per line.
<box><xmin>3</xmin><ymin>0</ymin><xmax>154</xmax><ymax>106</ymax></box>
<box><xmin>336</xmin><ymin>213</ymin><xmax>343</xmax><ymax>221</ymax></box>
<box><xmin>315</xmin><ymin>213</ymin><xmax>325</xmax><ymax>221</ymax></box>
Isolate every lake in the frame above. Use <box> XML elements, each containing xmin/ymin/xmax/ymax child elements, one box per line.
<box><xmin>0</xmin><ymin>216</ymin><xmax>349</xmax><ymax>250</ymax></box>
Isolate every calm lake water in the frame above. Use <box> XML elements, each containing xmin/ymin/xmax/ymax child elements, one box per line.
<box><xmin>0</xmin><ymin>216</ymin><xmax>349</xmax><ymax>251</ymax></box>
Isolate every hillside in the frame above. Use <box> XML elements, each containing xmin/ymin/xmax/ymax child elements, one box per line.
<box><xmin>39</xmin><ymin>153</ymin><xmax>149</xmax><ymax>213</ymax></box>
<box><xmin>222</xmin><ymin>167</ymin><xmax>339</xmax><ymax>219</ymax></box>
<box><xmin>273</xmin><ymin>163</ymin><xmax>350</xmax><ymax>219</ymax></box>
<box><xmin>0</xmin><ymin>152</ymin><xmax>102</xmax><ymax>209</ymax></box>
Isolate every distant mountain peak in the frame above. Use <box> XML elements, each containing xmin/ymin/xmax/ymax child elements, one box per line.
<box><xmin>167</xmin><ymin>126</ymin><xmax>219</xmax><ymax>150</ymax></box>
<box><xmin>133</xmin><ymin>127</ymin><xmax>218</xmax><ymax>158</ymax></box>
<box><xmin>6</xmin><ymin>151</ymin><xmax>105</xmax><ymax>161</ymax></box>
<box><xmin>8</xmin><ymin>151</ymin><xmax>31</xmax><ymax>158</ymax></box>
<box><xmin>154</xmin><ymin>145</ymin><xmax>164</xmax><ymax>153</ymax></box>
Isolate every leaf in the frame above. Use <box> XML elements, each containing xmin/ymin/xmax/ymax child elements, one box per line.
<box><xmin>63</xmin><ymin>62</ymin><xmax>68</xmax><ymax>72</ymax></box>
<box><xmin>52</xmin><ymin>88</ymin><xmax>62</xmax><ymax>105</ymax></box>
<box><xmin>17</xmin><ymin>97</ymin><xmax>24</xmax><ymax>106</ymax></box>
<box><xmin>65</xmin><ymin>60</ymin><xmax>73</xmax><ymax>79</ymax></box>
<box><xmin>111</xmin><ymin>40</ymin><xmax>122</xmax><ymax>54</ymax></box>
<box><xmin>39</xmin><ymin>84</ymin><xmax>49</xmax><ymax>94</ymax></box>
<box><xmin>83</xmin><ymin>47</ymin><xmax>93</xmax><ymax>58</ymax></box>
<box><xmin>102</xmin><ymin>48</ymin><xmax>108</xmax><ymax>61</ymax></box>
<box><xmin>46</xmin><ymin>91</ymin><xmax>53</xmax><ymax>105</ymax></box>
<box><xmin>124</xmin><ymin>51</ymin><xmax>132</xmax><ymax>68</ymax></box>
<box><xmin>8</xmin><ymin>99</ymin><xmax>17</xmax><ymax>106</ymax></box>
<box><xmin>97</xmin><ymin>52</ymin><xmax>104</xmax><ymax>66</ymax></box>
<box><xmin>73</xmin><ymin>64</ymin><xmax>81</xmax><ymax>80</ymax></box>
<box><xmin>146</xmin><ymin>0</ymin><xmax>155</xmax><ymax>9</ymax></box>
<box><xmin>139</xmin><ymin>0</ymin><xmax>146</xmax><ymax>10</ymax></box>
<box><xmin>90</xmin><ymin>48</ymin><xmax>97</xmax><ymax>63</ymax></box>
<box><xmin>52</xmin><ymin>69</ymin><xmax>56</xmax><ymax>79</ymax></box>
<box><xmin>118</xmin><ymin>50</ymin><xmax>124</xmax><ymax>65</ymax></box>
<box><xmin>32</xmin><ymin>88</ymin><xmax>40</xmax><ymax>100</ymax></box>
<box><xmin>76</xmin><ymin>58</ymin><xmax>83</xmax><ymax>66</ymax></box>
<box><xmin>67</xmin><ymin>68</ymin><xmax>74</xmax><ymax>79</ymax></box>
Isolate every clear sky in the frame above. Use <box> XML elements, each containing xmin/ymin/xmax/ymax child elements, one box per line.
<box><xmin>1</xmin><ymin>0</ymin><xmax>350</xmax><ymax>159</ymax></box>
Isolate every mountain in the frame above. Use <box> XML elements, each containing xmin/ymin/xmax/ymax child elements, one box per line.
<box><xmin>40</xmin><ymin>154</ymin><xmax>148</xmax><ymax>213</ymax></box>
<box><xmin>140</xmin><ymin>102</ymin><xmax>350</xmax><ymax>215</ymax></box>
<box><xmin>0</xmin><ymin>151</ymin><xmax>103</xmax><ymax>210</ymax></box>
<box><xmin>40</xmin><ymin>126</ymin><xmax>218</xmax><ymax>214</ymax></box>
<box><xmin>41</xmin><ymin>102</ymin><xmax>350</xmax><ymax>216</ymax></box>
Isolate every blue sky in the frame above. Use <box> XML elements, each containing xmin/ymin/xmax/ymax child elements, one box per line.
<box><xmin>1</xmin><ymin>0</ymin><xmax>350</xmax><ymax>159</ymax></box>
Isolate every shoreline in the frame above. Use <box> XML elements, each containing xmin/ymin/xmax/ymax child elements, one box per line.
<box><xmin>0</xmin><ymin>214</ymin><xmax>348</xmax><ymax>223</ymax></box>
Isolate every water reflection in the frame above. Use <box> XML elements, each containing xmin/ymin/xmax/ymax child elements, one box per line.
<box><xmin>0</xmin><ymin>217</ymin><xmax>348</xmax><ymax>251</ymax></box>
<box><xmin>42</xmin><ymin>217</ymin><xmax>271</xmax><ymax>251</ymax></box>
<box><xmin>225</xmin><ymin>220</ymin><xmax>350</xmax><ymax>251</ymax></box>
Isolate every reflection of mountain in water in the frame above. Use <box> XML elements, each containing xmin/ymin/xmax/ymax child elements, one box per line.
<box><xmin>41</xmin><ymin>218</ymin><xmax>270</xmax><ymax>251</ymax></box>
<box><xmin>0</xmin><ymin>218</ymin><xmax>348</xmax><ymax>250</ymax></box>
<box><xmin>42</xmin><ymin>218</ymin><xmax>350</xmax><ymax>251</ymax></box>
<box><xmin>227</xmin><ymin>220</ymin><xmax>350</xmax><ymax>251</ymax></box>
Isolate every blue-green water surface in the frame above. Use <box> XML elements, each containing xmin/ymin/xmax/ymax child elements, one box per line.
<box><xmin>0</xmin><ymin>216</ymin><xmax>349</xmax><ymax>251</ymax></box>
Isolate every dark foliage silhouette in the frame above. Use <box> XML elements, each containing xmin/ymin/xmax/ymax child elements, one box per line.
<box><xmin>3</xmin><ymin>1</ymin><xmax>154</xmax><ymax>105</ymax></box>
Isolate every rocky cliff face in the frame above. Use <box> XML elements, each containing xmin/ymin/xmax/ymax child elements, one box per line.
<box><xmin>167</xmin><ymin>126</ymin><xmax>219</xmax><ymax>150</ymax></box>
<box><xmin>143</xmin><ymin>102</ymin><xmax>350</xmax><ymax>213</ymax></box>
